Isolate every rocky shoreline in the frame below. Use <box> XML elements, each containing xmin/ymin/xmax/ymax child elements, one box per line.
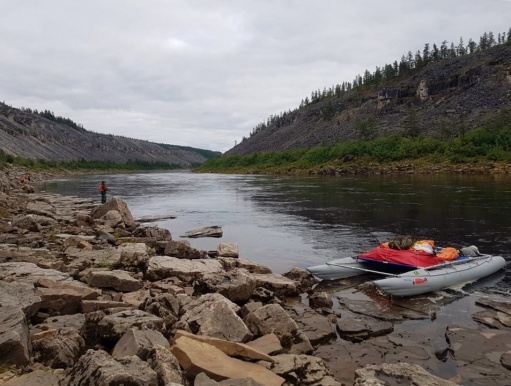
<box><xmin>1</xmin><ymin>168</ymin><xmax>511</xmax><ymax>385</ymax></box>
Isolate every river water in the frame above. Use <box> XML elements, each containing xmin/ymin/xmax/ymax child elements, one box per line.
<box><xmin>37</xmin><ymin>171</ymin><xmax>511</xmax><ymax>290</ymax></box>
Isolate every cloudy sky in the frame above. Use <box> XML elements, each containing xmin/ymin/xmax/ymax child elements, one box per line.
<box><xmin>1</xmin><ymin>1</ymin><xmax>510</xmax><ymax>152</ymax></box>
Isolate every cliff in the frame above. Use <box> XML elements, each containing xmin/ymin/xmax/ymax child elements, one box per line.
<box><xmin>0</xmin><ymin>103</ymin><xmax>218</xmax><ymax>165</ymax></box>
<box><xmin>226</xmin><ymin>44</ymin><xmax>511</xmax><ymax>156</ymax></box>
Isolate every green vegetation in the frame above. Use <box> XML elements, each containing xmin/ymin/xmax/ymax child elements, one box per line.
<box><xmin>0</xmin><ymin>151</ymin><xmax>185</xmax><ymax>172</ymax></box>
<box><xmin>196</xmin><ymin>110</ymin><xmax>511</xmax><ymax>174</ymax></box>
<box><xmin>156</xmin><ymin>143</ymin><xmax>221</xmax><ymax>159</ymax></box>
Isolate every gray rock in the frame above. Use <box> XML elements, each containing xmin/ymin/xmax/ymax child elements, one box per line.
<box><xmin>31</xmin><ymin>327</ymin><xmax>85</xmax><ymax>368</ymax></box>
<box><xmin>0</xmin><ymin>306</ymin><xmax>31</xmax><ymax>365</ymax></box>
<box><xmin>179</xmin><ymin>293</ymin><xmax>253</xmax><ymax>343</ymax></box>
<box><xmin>146</xmin><ymin>344</ymin><xmax>185</xmax><ymax>385</ymax></box>
<box><xmin>146</xmin><ymin>255</ymin><xmax>223</xmax><ymax>282</ymax></box>
<box><xmin>90</xmin><ymin>197</ymin><xmax>136</xmax><ymax>228</ymax></box>
<box><xmin>164</xmin><ymin>240</ymin><xmax>204</xmax><ymax>259</ymax></box>
<box><xmin>62</xmin><ymin>349</ymin><xmax>158</xmax><ymax>386</ymax></box>
<box><xmin>96</xmin><ymin>309</ymin><xmax>165</xmax><ymax>343</ymax></box>
<box><xmin>86</xmin><ymin>269</ymin><xmax>143</xmax><ymax>292</ymax></box>
<box><xmin>336</xmin><ymin>317</ymin><xmax>394</xmax><ymax>342</ymax></box>
<box><xmin>0</xmin><ymin>281</ymin><xmax>41</xmax><ymax>318</ymax></box>
<box><xmin>1</xmin><ymin>369</ymin><xmax>63</xmax><ymax>386</ymax></box>
<box><xmin>354</xmin><ymin>362</ymin><xmax>457</xmax><ymax>386</ymax></box>
<box><xmin>194</xmin><ymin>268</ymin><xmax>257</xmax><ymax>303</ymax></box>
<box><xmin>245</xmin><ymin>304</ymin><xmax>298</xmax><ymax>346</ymax></box>
<box><xmin>308</xmin><ymin>291</ymin><xmax>334</xmax><ymax>309</ymax></box>
<box><xmin>112</xmin><ymin>328</ymin><xmax>170</xmax><ymax>360</ymax></box>
<box><xmin>285</xmin><ymin>303</ymin><xmax>336</xmax><ymax>346</ymax></box>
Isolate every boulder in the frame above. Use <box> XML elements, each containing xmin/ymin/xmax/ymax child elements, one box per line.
<box><xmin>218</xmin><ymin>258</ymin><xmax>272</xmax><ymax>274</ymax></box>
<box><xmin>146</xmin><ymin>255</ymin><xmax>223</xmax><ymax>282</ymax></box>
<box><xmin>31</xmin><ymin>327</ymin><xmax>85</xmax><ymax>368</ymax></box>
<box><xmin>112</xmin><ymin>328</ymin><xmax>170</xmax><ymax>360</ymax></box>
<box><xmin>217</xmin><ymin>243</ymin><xmax>239</xmax><ymax>258</ymax></box>
<box><xmin>282</xmin><ymin>267</ymin><xmax>316</xmax><ymax>290</ymax></box>
<box><xmin>252</xmin><ymin>273</ymin><xmax>301</xmax><ymax>297</ymax></box>
<box><xmin>35</xmin><ymin>281</ymin><xmax>101</xmax><ymax>315</ymax></box>
<box><xmin>183</xmin><ymin>225</ymin><xmax>223</xmax><ymax>238</ymax></box>
<box><xmin>146</xmin><ymin>344</ymin><xmax>185</xmax><ymax>385</ymax></box>
<box><xmin>11</xmin><ymin>214</ymin><xmax>57</xmax><ymax>231</ymax></box>
<box><xmin>0</xmin><ymin>281</ymin><xmax>41</xmax><ymax>318</ymax></box>
<box><xmin>94</xmin><ymin>309</ymin><xmax>165</xmax><ymax>343</ymax></box>
<box><xmin>62</xmin><ymin>349</ymin><xmax>158</xmax><ymax>386</ymax></box>
<box><xmin>308</xmin><ymin>291</ymin><xmax>334</xmax><ymax>309</ymax></box>
<box><xmin>194</xmin><ymin>268</ymin><xmax>257</xmax><ymax>303</ymax></box>
<box><xmin>179</xmin><ymin>294</ymin><xmax>253</xmax><ymax>343</ymax></box>
<box><xmin>133</xmin><ymin>226</ymin><xmax>172</xmax><ymax>241</ymax></box>
<box><xmin>117</xmin><ymin>242</ymin><xmax>151</xmax><ymax>269</ymax></box>
<box><xmin>164</xmin><ymin>239</ymin><xmax>205</xmax><ymax>259</ymax></box>
<box><xmin>0</xmin><ymin>306</ymin><xmax>31</xmax><ymax>366</ymax></box>
<box><xmin>89</xmin><ymin>197</ymin><xmax>136</xmax><ymax>228</ymax></box>
<box><xmin>102</xmin><ymin>210</ymin><xmax>124</xmax><ymax>228</ymax></box>
<box><xmin>245</xmin><ymin>304</ymin><xmax>298</xmax><ymax>342</ymax></box>
<box><xmin>171</xmin><ymin>336</ymin><xmax>284</xmax><ymax>385</ymax></box>
<box><xmin>86</xmin><ymin>269</ymin><xmax>143</xmax><ymax>292</ymax></box>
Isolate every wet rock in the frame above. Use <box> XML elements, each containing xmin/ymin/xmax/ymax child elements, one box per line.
<box><xmin>337</xmin><ymin>298</ymin><xmax>427</xmax><ymax>321</ymax></box>
<box><xmin>266</xmin><ymin>353</ymin><xmax>341</xmax><ymax>386</ymax></box>
<box><xmin>171</xmin><ymin>335</ymin><xmax>284</xmax><ymax>385</ymax></box>
<box><xmin>183</xmin><ymin>225</ymin><xmax>223</xmax><ymax>238</ymax></box>
<box><xmin>86</xmin><ymin>269</ymin><xmax>143</xmax><ymax>292</ymax></box>
<box><xmin>194</xmin><ymin>268</ymin><xmax>257</xmax><ymax>303</ymax></box>
<box><xmin>354</xmin><ymin>362</ymin><xmax>457</xmax><ymax>385</ymax></box>
<box><xmin>336</xmin><ymin>316</ymin><xmax>394</xmax><ymax>342</ymax></box>
<box><xmin>62</xmin><ymin>349</ymin><xmax>158</xmax><ymax>386</ymax></box>
<box><xmin>112</xmin><ymin>327</ymin><xmax>170</xmax><ymax>360</ymax></box>
<box><xmin>0</xmin><ymin>306</ymin><xmax>31</xmax><ymax>365</ymax></box>
<box><xmin>445</xmin><ymin>325</ymin><xmax>511</xmax><ymax>385</ymax></box>
<box><xmin>308</xmin><ymin>291</ymin><xmax>334</xmax><ymax>309</ymax></box>
<box><xmin>285</xmin><ymin>303</ymin><xmax>336</xmax><ymax>346</ymax></box>
<box><xmin>282</xmin><ymin>267</ymin><xmax>316</xmax><ymax>290</ymax></box>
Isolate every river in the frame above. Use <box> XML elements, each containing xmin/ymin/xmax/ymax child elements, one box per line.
<box><xmin>37</xmin><ymin>171</ymin><xmax>511</xmax><ymax>291</ymax></box>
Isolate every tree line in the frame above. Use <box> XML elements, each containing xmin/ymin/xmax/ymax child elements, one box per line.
<box><xmin>246</xmin><ymin>27</ymin><xmax>511</xmax><ymax>140</ymax></box>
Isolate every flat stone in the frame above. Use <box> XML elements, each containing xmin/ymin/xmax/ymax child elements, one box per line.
<box><xmin>113</xmin><ymin>328</ymin><xmax>170</xmax><ymax>360</ymax></box>
<box><xmin>87</xmin><ymin>269</ymin><xmax>143</xmax><ymax>292</ymax></box>
<box><xmin>336</xmin><ymin>316</ymin><xmax>394</xmax><ymax>342</ymax></box>
<box><xmin>171</xmin><ymin>336</ymin><xmax>284</xmax><ymax>385</ymax></box>
<box><xmin>2</xmin><ymin>370</ymin><xmax>63</xmax><ymax>386</ymax></box>
<box><xmin>245</xmin><ymin>333</ymin><xmax>283</xmax><ymax>356</ymax></box>
<box><xmin>146</xmin><ymin>256</ymin><xmax>223</xmax><ymax>282</ymax></box>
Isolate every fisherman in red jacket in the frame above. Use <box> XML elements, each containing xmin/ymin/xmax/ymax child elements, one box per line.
<box><xmin>99</xmin><ymin>181</ymin><xmax>108</xmax><ymax>204</ymax></box>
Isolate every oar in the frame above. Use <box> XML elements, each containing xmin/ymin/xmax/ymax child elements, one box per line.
<box><xmin>326</xmin><ymin>261</ymin><xmax>401</xmax><ymax>277</ymax></box>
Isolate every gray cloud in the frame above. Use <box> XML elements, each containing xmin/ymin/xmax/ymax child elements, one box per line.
<box><xmin>1</xmin><ymin>0</ymin><xmax>510</xmax><ymax>152</ymax></box>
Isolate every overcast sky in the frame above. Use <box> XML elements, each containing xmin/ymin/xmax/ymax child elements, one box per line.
<box><xmin>1</xmin><ymin>1</ymin><xmax>510</xmax><ymax>152</ymax></box>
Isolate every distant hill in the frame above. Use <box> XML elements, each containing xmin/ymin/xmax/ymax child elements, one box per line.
<box><xmin>226</xmin><ymin>42</ymin><xmax>511</xmax><ymax>156</ymax></box>
<box><xmin>0</xmin><ymin>102</ymin><xmax>220</xmax><ymax>166</ymax></box>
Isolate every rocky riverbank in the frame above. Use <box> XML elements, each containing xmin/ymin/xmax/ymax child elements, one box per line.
<box><xmin>1</xmin><ymin>168</ymin><xmax>510</xmax><ymax>385</ymax></box>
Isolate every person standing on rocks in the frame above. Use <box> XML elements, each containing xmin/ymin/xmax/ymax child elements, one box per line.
<box><xmin>99</xmin><ymin>181</ymin><xmax>108</xmax><ymax>204</ymax></box>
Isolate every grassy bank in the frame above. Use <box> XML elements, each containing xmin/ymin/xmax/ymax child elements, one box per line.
<box><xmin>196</xmin><ymin>113</ymin><xmax>511</xmax><ymax>175</ymax></box>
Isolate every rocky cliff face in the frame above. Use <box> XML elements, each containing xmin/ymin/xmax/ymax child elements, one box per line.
<box><xmin>0</xmin><ymin>103</ymin><xmax>213</xmax><ymax>165</ymax></box>
<box><xmin>226</xmin><ymin>44</ymin><xmax>511</xmax><ymax>156</ymax></box>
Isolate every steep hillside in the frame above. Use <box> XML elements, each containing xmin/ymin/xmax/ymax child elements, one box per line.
<box><xmin>226</xmin><ymin>44</ymin><xmax>511</xmax><ymax>156</ymax></box>
<box><xmin>0</xmin><ymin>102</ymin><xmax>218</xmax><ymax>166</ymax></box>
